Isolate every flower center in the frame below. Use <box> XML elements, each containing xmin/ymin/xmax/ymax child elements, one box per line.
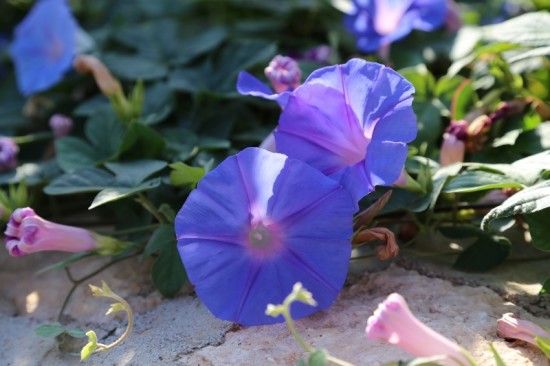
<box><xmin>246</xmin><ymin>220</ymin><xmax>283</xmax><ymax>259</ymax></box>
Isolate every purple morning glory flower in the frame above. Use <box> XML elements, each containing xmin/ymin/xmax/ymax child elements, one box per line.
<box><xmin>9</xmin><ymin>0</ymin><xmax>78</xmax><ymax>96</ymax></box>
<box><xmin>175</xmin><ymin>147</ymin><xmax>355</xmax><ymax>325</ymax></box>
<box><xmin>274</xmin><ymin>58</ymin><xmax>417</xmax><ymax>203</ymax></box>
<box><xmin>0</xmin><ymin>137</ymin><xmax>19</xmax><ymax>172</ymax></box>
<box><xmin>345</xmin><ymin>0</ymin><xmax>448</xmax><ymax>53</ymax></box>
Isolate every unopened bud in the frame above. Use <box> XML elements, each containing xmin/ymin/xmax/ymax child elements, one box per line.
<box><xmin>73</xmin><ymin>55</ymin><xmax>122</xmax><ymax>97</ymax></box>
<box><xmin>264</xmin><ymin>55</ymin><xmax>302</xmax><ymax>93</ymax></box>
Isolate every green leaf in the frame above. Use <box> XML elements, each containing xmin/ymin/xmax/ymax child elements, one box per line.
<box><xmin>540</xmin><ymin>278</ymin><xmax>550</xmax><ymax>295</ymax></box>
<box><xmin>481</xmin><ymin>12</ymin><xmax>550</xmax><ymax>48</ymax></box>
<box><xmin>35</xmin><ymin>323</ymin><xmax>66</xmax><ymax>338</ymax></box>
<box><xmin>535</xmin><ymin>337</ymin><xmax>550</xmax><ymax>359</ymax></box>
<box><xmin>151</xmin><ymin>229</ymin><xmax>187</xmax><ymax>297</ymax></box>
<box><xmin>489</xmin><ymin>343</ymin><xmax>508</xmax><ymax>366</ymax></box>
<box><xmin>454</xmin><ymin>234</ymin><xmax>511</xmax><ymax>271</ymax></box>
<box><xmin>169</xmin><ymin>162</ymin><xmax>204</xmax><ymax>188</ymax></box>
<box><xmin>413</xmin><ymin>99</ymin><xmax>442</xmax><ymax>146</ymax></box>
<box><xmin>400</xmin><ymin>64</ymin><xmax>435</xmax><ymax>101</ymax></box>
<box><xmin>524</xmin><ymin>208</ymin><xmax>550</xmax><ymax>251</ymax></box>
<box><xmin>119</xmin><ymin>123</ymin><xmax>165</xmax><ymax>159</ymax></box>
<box><xmin>44</xmin><ymin>168</ymin><xmax>116</xmax><ymax>195</ymax></box>
<box><xmin>141</xmin><ymin>82</ymin><xmax>175</xmax><ymax>125</ymax></box>
<box><xmin>55</xmin><ymin>137</ymin><xmax>100</xmax><ymax>173</ymax></box>
<box><xmin>306</xmin><ymin>350</ymin><xmax>327</xmax><ymax>366</ymax></box>
<box><xmin>103</xmin><ymin>53</ymin><xmax>168</xmax><ymax>80</ymax></box>
<box><xmin>451</xmin><ymin>80</ymin><xmax>477</xmax><ymax>121</ymax></box>
<box><xmin>443</xmin><ymin>171</ymin><xmax>523</xmax><ymax>193</ymax></box>
<box><xmin>104</xmin><ymin>160</ymin><xmax>167</xmax><ymax>186</ymax></box>
<box><xmin>89</xmin><ymin>178</ymin><xmax>161</xmax><ymax>209</ymax></box>
<box><xmin>481</xmin><ymin>180</ymin><xmax>550</xmax><ymax>231</ymax></box>
<box><xmin>435</xmin><ymin>75</ymin><xmax>465</xmax><ymax>110</ymax></box>
<box><xmin>144</xmin><ymin>225</ymin><xmax>175</xmax><ymax>257</ymax></box>
<box><xmin>85</xmin><ymin>111</ymin><xmax>126</xmax><ymax>160</ymax></box>
<box><xmin>169</xmin><ymin>41</ymin><xmax>276</xmax><ymax>95</ymax></box>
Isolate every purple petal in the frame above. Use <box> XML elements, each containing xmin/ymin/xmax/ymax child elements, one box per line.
<box><xmin>236</xmin><ymin>71</ymin><xmax>290</xmax><ymax>107</ymax></box>
<box><xmin>374</xmin><ymin>0</ymin><xmax>414</xmax><ymax>35</ymax></box>
<box><xmin>365</xmin><ymin>139</ymin><xmax>408</xmax><ymax>187</ymax></box>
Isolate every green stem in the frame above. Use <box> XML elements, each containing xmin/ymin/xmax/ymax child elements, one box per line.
<box><xmin>136</xmin><ymin>193</ymin><xmax>166</xmax><ymax>224</ymax></box>
<box><xmin>13</xmin><ymin>131</ymin><xmax>53</xmax><ymax>144</ymax></box>
<box><xmin>283</xmin><ymin>309</ymin><xmax>313</xmax><ymax>353</ymax></box>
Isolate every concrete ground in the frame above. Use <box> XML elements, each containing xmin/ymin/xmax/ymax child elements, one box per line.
<box><xmin>0</xmin><ymin>249</ymin><xmax>548</xmax><ymax>366</ymax></box>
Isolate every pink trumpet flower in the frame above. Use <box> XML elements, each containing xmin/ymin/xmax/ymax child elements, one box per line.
<box><xmin>366</xmin><ymin>293</ymin><xmax>469</xmax><ymax>366</ymax></box>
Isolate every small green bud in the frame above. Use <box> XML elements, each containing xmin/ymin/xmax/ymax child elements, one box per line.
<box><xmin>265</xmin><ymin>304</ymin><xmax>285</xmax><ymax>317</ymax></box>
<box><xmin>94</xmin><ymin>234</ymin><xmax>129</xmax><ymax>256</ymax></box>
<box><xmin>290</xmin><ymin>283</ymin><xmax>317</xmax><ymax>307</ymax></box>
<box><xmin>80</xmin><ymin>331</ymin><xmax>98</xmax><ymax>361</ymax></box>
<box><xmin>105</xmin><ymin>303</ymin><xmax>125</xmax><ymax>316</ymax></box>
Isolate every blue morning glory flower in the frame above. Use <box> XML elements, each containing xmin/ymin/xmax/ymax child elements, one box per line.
<box><xmin>274</xmin><ymin>59</ymin><xmax>417</xmax><ymax>204</ymax></box>
<box><xmin>175</xmin><ymin>147</ymin><xmax>355</xmax><ymax>325</ymax></box>
<box><xmin>345</xmin><ymin>0</ymin><xmax>448</xmax><ymax>53</ymax></box>
<box><xmin>9</xmin><ymin>0</ymin><xmax>78</xmax><ymax>96</ymax></box>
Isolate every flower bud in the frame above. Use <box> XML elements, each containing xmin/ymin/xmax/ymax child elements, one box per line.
<box><xmin>445</xmin><ymin>0</ymin><xmax>462</xmax><ymax>33</ymax></box>
<box><xmin>0</xmin><ymin>137</ymin><xmax>19</xmax><ymax>172</ymax></box>
<box><xmin>366</xmin><ymin>293</ymin><xmax>469</xmax><ymax>366</ymax></box>
<box><xmin>440</xmin><ymin>133</ymin><xmax>465</xmax><ymax>166</ymax></box>
<box><xmin>73</xmin><ymin>55</ymin><xmax>122</xmax><ymax>97</ymax></box>
<box><xmin>353</xmin><ymin>227</ymin><xmax>399</xmax><ymax>260</ymax></box>
<box><xmin>466</xmin><ymin>115</ymin><xmax>491</xmax><ymax>152</ymax></box>
<box><xmin>4</xmin><ymin>207</ymin><xmax>127</xmax><ymax>256</ymax></box>
<box><xmin>264</xmin><ymin>55</ymin><xmax>302</xmax><ymax>93</ymax></box>
<box><xmin>497</xmin><ymin>313</ymin><xmax>550</xmax><ymax>346</ymax></box>
<box><xmin>49</xmin><ymin>114</ymin><xmax>73</xmax><ymax>138</ymax></box>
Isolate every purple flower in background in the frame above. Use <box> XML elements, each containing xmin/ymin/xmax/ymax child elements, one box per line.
<box><xmin>265</xmin><ymin>55</ymin><xmax>302</xmax><ymax>93</ymax></box>
<box><xmin>175</xmin><ymin>147</ymin><xmax>355</xmax><ymax>325</ymax></box>
<box><xmin>0</xmin><ymin>137</ymin><xmax>19</xmax><ymax>172</ymax></box>
<box><xmin>49</xmin><ymin>114</ymin><xmax>73</xmax><ymax>138</ymax></box>
<box><xmin>345</xmin><ymin>0</ymin><xmax>448</xmax><ymax>53</ymax></box>
<box><xmin>275</xmin><ymin>59</ymin><xmax>416</xmax><ymax>203</ymax></box>
<box><xmin>301</xmin><ymin>45</ymin><xmax>332</xmax><ymax>63</ymax></box>
<box><xmin>10</xmin><ymin>0</ymin><xmax>78</xmax><ymax>96</ymax></box>
<box><xmin>236</xmin><ymin>55</ymin><xmax>302</xmax><ymax>107</ymax></box>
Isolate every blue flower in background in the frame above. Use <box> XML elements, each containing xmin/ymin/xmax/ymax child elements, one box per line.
<box><xmin>345</xmin><ymin>0</ymin><xmax>448</xmax><ymax>53</ymax></box>
<box><xmin>10</xmin><ymin>0</ymin><xmax>77</xmax><ymax>96</ymax></box>
<box><xmin>175</xmin><ymin>147</ymin><xmax>355</xmax><ymax>325</ymax></box>
<box><xmin>274</xmin><ymin>59</ymin><xmax>417</xmax><ymax>204</ymax></box>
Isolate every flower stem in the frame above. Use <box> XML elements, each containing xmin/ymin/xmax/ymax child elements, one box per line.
<box><xmin>282</xmin><ymin>309</ymin><xmax>313</xmax><ymax>353</ymax></box>
<box><xmin>13</xmin><ymin>131</ymin><xmax>53</xmax><ymax>144</ymax></box>
<box><xmin>136</xmin><ymin>193</ymin><xmax>166</xmax><ymax>224</ymax></box>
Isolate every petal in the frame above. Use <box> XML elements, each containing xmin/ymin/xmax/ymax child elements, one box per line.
<box><xmin>365</xmin><ymin>140</ymin><xmax>408</xmax><ymax>187</ymax></box>
<box><xmin>373</xmin><ymin>0</ymin><xmax>414</xmax><ymax>35</ymax></box>
<box><xmin>336</xmin><ymin>162</ymin><xmax>374</xmax><ymax>203</ymax></box>
<box><xmin>411</xmin><ymin>0</ymin><xmax>448</xmax><ymax>31</ymax></box>
<box><xmin>236</xmin><ymin>71</ymin><xmax>290</xmax><ymax>107</ymax></box>
<box><xmin>175</xmin><ymin>155</ymin><xmax>251</xmax><ymax>242</ymax></box>
<box><xmin>275</xmin><ymin>92</ymin><xmax>367</xmax><ymax>175</ymax></box>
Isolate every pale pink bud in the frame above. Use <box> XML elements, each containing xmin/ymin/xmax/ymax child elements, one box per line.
<box><xmin>497</xmin><ymin>313</ymin><xmax>550</xmax><ymax>346</ymax></box>
<box><xmin>366</xmin><ymin>293</ymin><xmax>469</xmax><ymax>366</ymax></box>
<box><xmin>264</xmin><ymin>55</ymin><xmax>302</xmax><ymax>93</ymax></box>
<box><xmin>49</xmin><ymin>114</ymin><xmax>73</xmax><ymax>138</ymax></box>
<box><xmin>440</xmin><ymin>133</ymin><xmax>465</xmax><ymax>166</ymax></box>
<box><xmin>5</xmin><ymin>207</ymin><xmax>98</xmax><ymax>256</ymax></box>
<box><xmin>445</xmin><ymin>0</ymin><xmax>462</xmax><ymax>33</ymax></box>
<box><xmin>259</xmin><ymin>132</ymin><xmax>276</xmax><ymax>152</ymax></box>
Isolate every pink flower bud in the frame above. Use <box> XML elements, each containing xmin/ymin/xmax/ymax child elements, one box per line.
<box><xmin>264</xmin><ymin>55</ymin><xmax>302</xmax><ymax>93</ymax></box>
<box><xmin>440</xmin><ymin>133</ymin><xmax>465</xmax><ymax>166</ymax></box>
<box><xmin>366</xmin><ymin>293</ymin><xmax>469</xmax><ymax>366</ymax></box>
<box><xmin>4</xmin><ymin>207</ymin><xmax>125</xmax><ymax>257</ymax></box>
<box><xmin>49</xmin><ymin>114</ymin><xmax>73</xmax><ymax>138</ymax></box>
<box><xmin>259</xmin><ymin>132</ymin><xmax>276</xmax><ymax>152</ymax></box>
<box><xmin>0</xmin><ymin>137</ymin><xmax>19</xmax><ymax>172</ymax></box>
<box><xmin>445</xmin><ymin>0</ymin><xmax>462</xmax><ymax>33</ymax></box>
<box><xmin>497</xmin><ymin>313</ymin><xmax>550</xmax><ymax>346</ymax></box>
